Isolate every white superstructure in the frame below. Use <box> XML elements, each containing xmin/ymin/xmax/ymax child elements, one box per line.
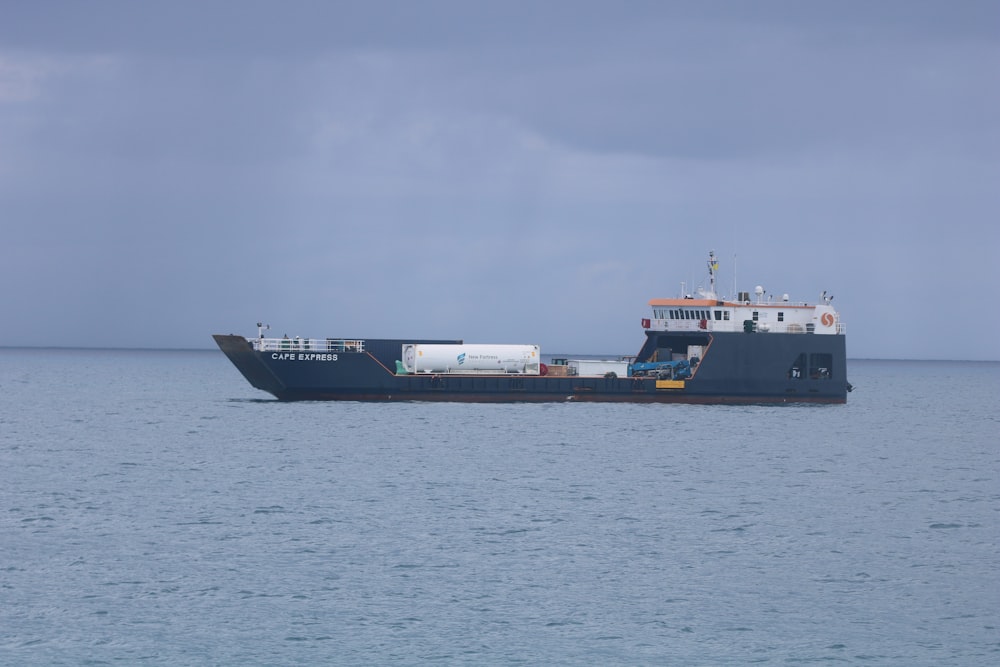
<box><xmin>643</xmin><ymin>251</ymin><xmax>844</xmax><ymax>335</ymax></box>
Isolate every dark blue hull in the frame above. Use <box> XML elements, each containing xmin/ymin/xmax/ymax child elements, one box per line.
<box><xmin>214</xmin><ymin>330</ymin><xmax>849</xmax><ymax>404</ymax></box>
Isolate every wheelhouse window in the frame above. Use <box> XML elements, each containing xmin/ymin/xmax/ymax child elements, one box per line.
<box><xmin>778</xmin><ymin>312</ymin><xmax>784</xmax><ymax>322</ymax></box>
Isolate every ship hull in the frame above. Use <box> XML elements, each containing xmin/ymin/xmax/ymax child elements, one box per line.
<box><xmin>214</xmin><ymin>330</ymin><xmax>849</xmax><ymax>404</ymax></box>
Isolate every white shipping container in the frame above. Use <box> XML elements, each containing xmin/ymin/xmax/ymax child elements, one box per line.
<box><xmin>567</xmin><ymin>359</ymin><xmax>630</xmax><ymax>377</ymax></box>
<box><xmin>401</xmin><ymin>344</ymin><xmax>541</xmax><ymax>374</ymax></box>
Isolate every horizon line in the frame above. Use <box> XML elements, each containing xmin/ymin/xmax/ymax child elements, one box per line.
<box><xmin>1</xmin><ymin>345</ymin><xmax>998</xmax><ymax>364</ymax></box>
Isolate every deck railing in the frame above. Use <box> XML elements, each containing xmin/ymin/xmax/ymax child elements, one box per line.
<box><xmin>252</xmin><ymin>337</ymin><xmax>366</xmax><ymax>353</ymax></box>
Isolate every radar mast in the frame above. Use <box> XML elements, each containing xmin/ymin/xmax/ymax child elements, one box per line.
<box><xmin>698</xmin><ymin>250</ymin><xmax>719</xmax><ymax>300</ymax></box>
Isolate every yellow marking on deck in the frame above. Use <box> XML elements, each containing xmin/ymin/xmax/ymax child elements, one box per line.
<box><xmin>655</xmin><ymin>380</ymin><xmax>686</xmax><ymax>390</ymax></box>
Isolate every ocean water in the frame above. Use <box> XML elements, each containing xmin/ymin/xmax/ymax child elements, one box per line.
<box><xmin>1</xmin><ymin>349</ymin><xmax>998</xmax><ymax>666</ymax></box>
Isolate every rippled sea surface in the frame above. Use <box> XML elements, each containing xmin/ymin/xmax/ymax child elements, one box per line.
<box><xmin>2</xmin><ymin>349</ymin><xmax>998</xmax><ymax>665</ymax></box>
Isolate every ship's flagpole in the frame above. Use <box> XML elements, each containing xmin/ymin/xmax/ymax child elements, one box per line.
<box><xmin>732</xmin><ymin>253</ymin><xmax>737</xmax><ymax>302</ymax></box>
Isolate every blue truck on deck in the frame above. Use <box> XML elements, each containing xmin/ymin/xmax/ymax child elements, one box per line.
<box><xmin>628</xmin><ymin>359</ymin><xmax>692</xmax><ymax>379</ymax></box>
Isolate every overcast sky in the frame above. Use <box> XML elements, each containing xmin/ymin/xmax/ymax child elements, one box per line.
<box><xmin>2</xmin><ymin>1</ymin><xmax>997</xmax><ymax>360</ymax></box>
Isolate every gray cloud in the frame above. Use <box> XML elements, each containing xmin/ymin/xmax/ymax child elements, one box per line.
<box><xmin>1</xmin><ymin>1</ymin><xmax>997</xmax><ymax>358</ymax></box>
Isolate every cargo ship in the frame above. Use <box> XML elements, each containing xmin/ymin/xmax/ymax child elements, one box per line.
<box><xmin>214</xmin><ymin>252</ymin><xmax>850</xmax><ymax>403</ymax></box>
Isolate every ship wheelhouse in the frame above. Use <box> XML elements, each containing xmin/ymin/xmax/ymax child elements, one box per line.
<box><xmin>643</xmin><ymin>251</ymin><xmax>844</xmax><ymax>337</ymax></box>
<box><xmin>645</xmin><ymin>295</ymin><xmax>842</xmax><ymax>336</ymax></box>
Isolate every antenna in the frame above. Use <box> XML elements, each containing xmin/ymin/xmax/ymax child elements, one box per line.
<box><xmin>707</xmin><ymin>250</ymin><xmax>718</xmax><ymax>299</ymax></box>
<box><xmin>257</xmin><ymin>322</ymin><xmax>270</xmax><ymax>338</ymax></box>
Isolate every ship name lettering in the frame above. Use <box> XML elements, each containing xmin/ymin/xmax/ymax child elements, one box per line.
<box><xmin>271</xmin><ymin>352</ymin><xmax>338</xmax><ymax>361</ymax></box>
<box><xmin>298</xmin><ymin>353</ymin><xmax>338</xmax><ymax>361</ymax></box>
